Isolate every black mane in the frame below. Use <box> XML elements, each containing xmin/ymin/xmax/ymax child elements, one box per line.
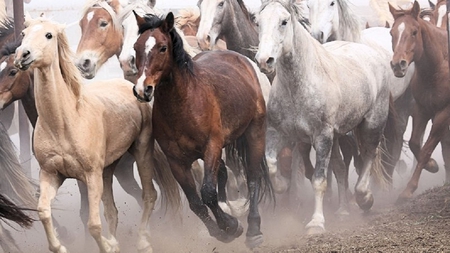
<box><xmin>138</xmin><ymin>13</ymin><xmax>193</xmax><ymax>73</ymax></box>
<box><xmin>0</xmin><ymin>39</ymin><xmax>21</xmax><ymax>59</ymax></box>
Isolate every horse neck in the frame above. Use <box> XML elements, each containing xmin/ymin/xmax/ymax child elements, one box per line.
<box><xmin>415</xmin><ymin>19</ymin><xmax>448</xmax><ymax>79</ymax></box>
<box><xmin>34</xmin><ymin>58</ymin><xmax>81</xmax><ymax>129</ymax></box>
<box><xmin>221</xmin><ymin>1</ymin><xmax>259</xmax><ymax>58</ymax></box>
<box><xmin>277</xmin><ymin>19</ymin><xmax>327</xmax><ymax>86</ymax></box>
<box><xmin>154</xmin><ymin>63</ymin><xmax>189</xmax><ymax>109</ymax></box>
<box><xmin>21</xmin><ymin>73</ymin><xmax>37</xmax><ymax>128</ymax></box>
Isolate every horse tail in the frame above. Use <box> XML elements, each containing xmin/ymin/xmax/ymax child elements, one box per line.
<box><xmin>0</xmin><ymin>193</ymin><xmax>35</xmax><ymax>228</ymax></box>
<box><xmin>373</xmin><ymin>94</ymin><xmax>399</xmax><ymax>190</ymax></box>
<box><xmin>152</xmin><ymin>141</ymin><xmax>182</xmax><ymax>215</ymax></box>
<box><xmin>226</xmin><ymin>136</ymin><xmax>275</xmax><ymax>204</ymax></box>
<box><xmin>0</xmin><ymin>123</ymin><xmax>38</xmax><ymax>210</ymax></box>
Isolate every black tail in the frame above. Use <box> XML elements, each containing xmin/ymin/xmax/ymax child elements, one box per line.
<box><xmin>0</xmin><ymin>193</ymin><xmax>35</xmax><ymax>228</ymax></box>
<box><xmin>226</xmin><ymin>136</ymin><xmax>274</xmax><ymax>203</ymax></box>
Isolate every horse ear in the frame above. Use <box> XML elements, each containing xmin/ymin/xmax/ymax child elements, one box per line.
<box><xmin>385</xmin><ymin>21</ymin><xmax>390</xmax><ymax>28</ymax></box>
<box><xmin>133</xmin><ymin>10</ymin><xmax>146</xmax><ymax>29</ymax></box>
<box><xmin>388</xmin><ymin>2</ymin><xmax>400</xmax><ymax>18</ymax></box>
<box><xmin>24</xmin><ymin>11</ymin><xmax>33</xmax><ymax>27</ymax></box>
<box><xmin>162</xmin><ymin>12</ymin><xmax>175</xmax><ymax>33</ymax></box>
<box><xmin>412</xmin><ymin>0</ymin><xmax>420</xmax><ymax>19</ymax></box>
<box><xmin>428</xmin><ymin>0</ymin><xmax>435</xmax><ymax>9</ymax></box>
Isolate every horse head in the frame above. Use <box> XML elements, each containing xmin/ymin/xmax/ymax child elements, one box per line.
<box><xmin>75</xmin><ymin>0</ymin><xmax>123</xmax><ymax>79</ymax></box>
<box><xmin>389</xmin><ymin>1</ymin><xmax>422</xmax><ymax>77</ymax></box>
<box><xmin>307</xmin><ymin>0</ymin><xmax>341</xmax><ymax>43</ymax></box>
<box><xmin>196</xmin><ymin>0</ymin><xmax>227</xmax><ymax>50</ymax></box>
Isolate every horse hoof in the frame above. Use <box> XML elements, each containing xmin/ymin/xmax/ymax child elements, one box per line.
<box><xmin>245</xmin><ymin>234</ymin><xmax>264</xmax><ymax>249</ymax></box>
<box><xmin>355</xmin><ymin>192</ymin><xmax>373</xmax><ymax>211</ymax></box>
<box><xmin>306</xmin><ymin>226</ymin><xmax>325</xmax><ymax>235</ymax></box>
<box><xmin>228</xmin><ymin>220</ymin><xmax>244</xmax><ymax>238</ymax></box>
<box><xmin>425</xmin><ymin>159</ymin><xmax>439</xmax><ymax>173</ymax></box>
<box><xmin>396</xmin><ymin>193</ymin><xmax>412</xmax><ymax>205</ymax></box>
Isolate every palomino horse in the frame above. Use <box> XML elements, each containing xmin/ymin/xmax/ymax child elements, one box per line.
<box><xmin>132</xmin><ymin>12</ymin><xmax>273</xmax><ymax>248</ymax></box>
<box><xmin>307</xmin><ymin>0</ymin><xmax>416</xmax><ymax>187</ymax></box>
<box><xmin>14</xmin><ymin>16</ymin><xmax>180</xmax><ymax>253</ymax></box>
<box><xmin>0</xmin><ymin>122</ymin><xmax>36</xmax><ymax>253</ymax></box>
<box><xmin>0</xmin><ymin>39</ymin><xmax>158</xmax><ymax>244</ymax></box>
<box><xmin>389</xmin><ymin>1</ymin><xmax>450</xmax><ymax>201</ymax></box>
<box><xmin>255</xmin><ymin>0</ymin><xmax>390</xmax><ymax>233</ymax></box>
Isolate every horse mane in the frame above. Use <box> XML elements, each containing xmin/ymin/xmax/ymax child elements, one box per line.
<box><xmin>81</xmin><ymin>0</ymin><xmax>122</xmax><ymax>32</ymax></box>
<box><xmin>138</xmin><ymin>14</ymin><xmax>194</xmax><ymax>74</ymax></box>
<box><xmin>236</xmin><ymin>0</ymin><xmax>256</xmax><ymax>24</ymax></box>
<box><xmin>56</xmin><ymin>29</ymin><xmax>83</xmax><ymax>99</ymax></box>
<box><xmin>175</xmin><ymin>7</ymin><xmax>200</xmax><ymax>29</ymax></box>
<box><xmin>0</xmin><ymin>39</ymin><xmax>21</xmax><ymax>59</ymax></box>
<box><xmin>336</xmin><ymin>0</ymin><xmax>362</xmax><ymax>42</ymax></box>
<box><xmin>260</xmin><ymin>0</ymin><xmax>310</xmax><ymax>30</ymax></box>
<box><xmin>0</xmin><ymin>18</ymin><xmax>14</xmax><ymax>38</ymax></box>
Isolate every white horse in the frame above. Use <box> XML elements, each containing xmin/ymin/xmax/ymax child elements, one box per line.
<box><xmin>255</xmin><ymin>0</ymin><xmax>390</xmax><ymax>233</ymax></box>
<box><xmin>307</xmin><ymin>0</ymin><xmax>416</xmax><ymax>185</ymax></box>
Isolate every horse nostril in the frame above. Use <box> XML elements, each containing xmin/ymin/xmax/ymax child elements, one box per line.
<box><xmin>206</xmin><ymin>35</ymin><xmax>211</xmax><ymax>43</ymax></box>
<box><xmin>83</xmin><ymin>59</ymin><xmax>91</xmax><ymax>69</ymax></box>
<box><xmin>129</xmin><ymin>56</ymin><xmax>135</xmax><ymax>66</ymax></box>
<box><xmin>144</xmin><ymin>86</ymin><xmax>153</xmax><ymax>95</ymax></box>
<box><xmin>22</xmin><ymin>50</ymin><xmax>30</xmax><ymax>58</ymax></box>
<box><xmin>266</xmin><ymin>57</ymin><xmax>274</xmax><ymax>67</ymax></box>
<box><xmin>400</xmin><ymin>60</ymin><xmax>407</xmax><ymax>68</ymax></box>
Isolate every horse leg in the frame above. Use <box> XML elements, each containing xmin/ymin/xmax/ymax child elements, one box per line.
<box><xmin>131</xmin><ymin>140</ymin><xmax>158</xmax><ymax>253</ymax></box>
<box><xmin>38</xmin><ymin>170</ymin><xmax>66</xmax><ymax>253</ymax></box>
<box><xmin>0</xmin><ymin>222</ymin><xmax>22</xmax><ymax>253</ymax></box>
<box><xmin>201</xmin><ymin>144</ymin><xmax>243</xmax><ymax>239</ymax></box>
<box><xmin>399</xmin><ymin>109</ymin><xmax>449</xmax><ymax>202</ymax></box>
<box><xmin>265</xmin><ymin>127</ymin><xmax>290</xmax><ymax>194</ymax></box>
<box><xmin>113</xmin><ymin>152</ymin><xmax>143</xmax><ymax>208</ymax></box>
<box><xmin>169</xmin><ymin>159</ymin><xmax>231</xmax><ymax>242</ymax></box>
<box><xmin>77</xmin><ymin>179</ymin><xmax>92</xmax><ymax>246</ymax></box>
<box><xmin>85</xmin><ymin>172</ymin><xmax>119</xmax><ymax>253</ymax></box>
<box><xmin>243</xmin><ymin>121</ymin><xmax>271</xmax><ymax>249</ymax></box>
<box><xmin>392</xmin><ymin>89</ymin><xmax>413</xmax><ymax>176</ymax></box>
<box><xmin>440</xmin><ymin>129</ymin><xmax>450</xmax><ymax>183</ymax></box>
<box><xmin>305</xmin><ymin>129</ymin><xmax>333</xmax><ymax>234</ymax></box>
<box><xmin>101</xmin><ymin>163</ymin><xmax>120</xmax><ymax>252</ymax></box>
<box><xmin>331</xmin><ymin>138</ymin><xmax>349</xmax><ymax>217</ymax></box>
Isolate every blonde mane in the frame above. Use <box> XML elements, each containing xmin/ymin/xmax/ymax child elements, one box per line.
<box><xmin>81</xmin><ymin>0</ymin><xmax>122</xmax><ymax>32</ymax></box>
<box><xmin>57</xmin><ymin>29</ymin><xmax>82</xmax><ymax>99</ymax></box>
<box><xmin>175</xmin><ymin>7</ymin><xmax>200</xmax><ymax>30</ymax></box>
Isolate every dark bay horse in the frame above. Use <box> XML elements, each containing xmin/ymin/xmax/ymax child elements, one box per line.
<box><xmin>132</xmin><ymin>12</ymin><xmax>273</xmax><ymax>249</ymax></box>
<box><xmin>389</xmin><ymin>1</ymin><xmax>450</xmax><ymax>202</ymax></box>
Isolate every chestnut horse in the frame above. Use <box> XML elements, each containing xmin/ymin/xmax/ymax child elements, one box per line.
<box><xmin>14</xmin><ymin>16</ymin><xmax>180</xmax><ymax>253</ymax></box>
<box><xmin>389</xmin><ymin>1</ymin><xmax>450</xmax><ymax>202</ymax></box>
<box><xmin>132</xmin><ymin>12</ymin><xmax>272</xmax><ymax>249</ymax></box>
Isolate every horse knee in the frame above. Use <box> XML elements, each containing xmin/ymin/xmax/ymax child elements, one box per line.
<box><xmin>201</xmin><ymin>183</ymin><xmax>217</xmax><ymax>206</ymax></box>
<box><xmin>87</xmin><ymin>222</ymin><xmax>102</xmax><ymax>238</ymax></box>
<box><xmin>38</xmin><ymin>206</ymin><xmax>51</xmax><ymax>222</ymax></box>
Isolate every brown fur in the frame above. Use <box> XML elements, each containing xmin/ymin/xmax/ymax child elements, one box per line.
<box><xmin>134</xmin><ymin>12</ymin><xmax>272</xmax><ymax>247</ymax></box>
<box><xmin>390</xmin><ymin>1</ymin><xmax>450</xmax><ymax>202</ymax></box>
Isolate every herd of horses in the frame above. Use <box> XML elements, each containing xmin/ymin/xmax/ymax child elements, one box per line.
<box><xmin>0</xmin><ymin>0</ymin><xmax>449</xmax><ymax>252</ymax></box>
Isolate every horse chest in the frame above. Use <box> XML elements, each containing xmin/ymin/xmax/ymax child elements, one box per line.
<box><xmin>411</xmin><ymin>77</ymin><xmax>450</xmax><ymax>113</ymax></box>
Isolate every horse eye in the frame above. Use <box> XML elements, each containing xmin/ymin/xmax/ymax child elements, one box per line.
<box><xmin>160</xmin><ymin>46</ymin><xmax>167</xmax><ymax>53</ymax></box>
<box><xmin>218</xmin><ymin>1</ymin><xmax>224</xmax><ymax>7</ymax></box>
<box><xmin>100</xmin><ymin>21</ymin><xmax>108</xmax><ymax>27</ymax></box>
<box><xmin>281</xmin><ymin>20</ymin><xmax>288</xmax><ymax>26</ymax></box>
<box><xmin>9</xmin><ymin>69</ymin><xmax>18</xmax><ymax>76</ymax></box>
<box><xmin>330</xmin><ymin>1</ymin><xmax>335</xmax><ymax>6</ymax></box>
<box><xmin>45</xmin><ymin>33</ymin><xmax>52</xmax><ymax>39</ymax></box>
<box><xmin>412</xmin><ymin>30</ymin><xmax>417</xmax><ymax>36</ymax></box>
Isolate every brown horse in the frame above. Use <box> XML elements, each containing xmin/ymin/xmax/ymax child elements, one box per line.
<box><xmin>132</xmin><ymin>12</ymin><xmax>272</xmax><ymax>249</ymax></box>
<box><xmin>389</xmin><ymin>1</ymin><xmax>450</xmax><ymax>202</ymax></box>
<box><xmin>14</xmin><ymin>16</ymin><xmax>180</xmax><ymax>253</ymax></box>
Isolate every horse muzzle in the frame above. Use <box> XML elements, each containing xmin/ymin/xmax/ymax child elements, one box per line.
<box><xmin>76</xmin><ymin>57</ymin><xmax>97</xmax><ymax>79</ymax></box>
<box><xmin>390</xmin><ymin>60</ymin><xmax>408</xmax><ymax>78</ymax></box>
<box><xmin>255</xmin><ymin>54</ymin><xmax>276</xmax><ymax>75</ymax></box>
<box><xmin>14</xmin><ymin>50</ymin><xmax>33</xmax><ymax>71</ymax></box>
<box><xmin>132</xmin><ymin>85</ymin><xmax>152</xmax><ymax>103</ymax></box>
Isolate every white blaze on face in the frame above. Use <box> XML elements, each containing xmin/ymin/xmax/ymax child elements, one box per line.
<box><xmin>437</xmin><ymin>5</ymin><xmax>446</xmax><ymax>28</ymax></box>
<box><xmin>0</xmin><ymin>62</ymin><xmax>6</xmax><ymax>72</ymax></box>
<box><xmin>197</xmin><ymin>0</ymin><xmax>217</xmax><ymax>40</ymax></box>
<box><xmin>145</xmin><ymin>36</ymin><xmax>156</xmax><ymax>55</ymax></box>
<box><xmin>396</xmin><ymin>22</ymin><xmax>405</xmax><ymax>49</ymax></box>
<box><xmin>86</xmin><ymin>11</ymin><xmax>94</xmax><ymax>23</ymax></box>
<box><xmin>136</xmin><ymin>66</ymin><xmax>147</xmax><ymax>95</ymax></box>
<box><xmin>135</xmin><ymin>35</ymin><xmax>157</xmax><ymax>96</ymax></box>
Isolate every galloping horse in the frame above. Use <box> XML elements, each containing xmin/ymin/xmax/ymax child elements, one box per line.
<box><xmin>389</xmin><ymin>1</ymin><xmax>450</xmax><ymax>201</ymax></box>
<box><xmin>132</xmin><ymin>12</ymin><xmax>272</xmax><ymax>248</ymax></box>
<box><xmin>14</xmin><ymin>16</ymin><xmax>180</xmax><ymax>253</ymax></box>
<box><xmin>255</xmin><ymin>0</ymin><xmax>390</xmax><ymax>233</ymax></box>
<box><xmin>307</xmin><ymin>0</ymin><xmax>416</xmax><ymax>187</ymax></box>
